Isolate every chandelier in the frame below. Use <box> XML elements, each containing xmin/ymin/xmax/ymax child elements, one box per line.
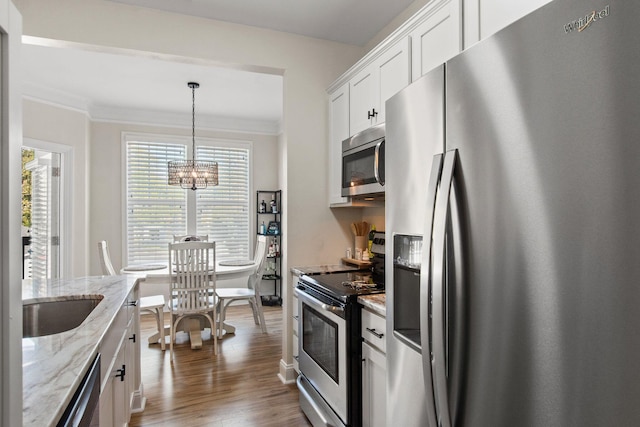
<box><xmin>168</xmin><ymin>82</ymin><xmax>219</xmax><ymax>190</ymax></box>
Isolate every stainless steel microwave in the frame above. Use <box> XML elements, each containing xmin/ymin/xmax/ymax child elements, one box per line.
<box><xmin>341</xmin><ymin>123</ymin><xmax>385</xmax><ymax>198</ymax></box>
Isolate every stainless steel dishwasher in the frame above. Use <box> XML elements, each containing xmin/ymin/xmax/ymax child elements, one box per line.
<box><xmin>57</xmin><ymin>353</ymin><xmax>100</xmax><ymax>427</ymax></box>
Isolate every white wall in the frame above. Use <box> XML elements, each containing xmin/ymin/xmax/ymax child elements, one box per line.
<box><xmin>22</xmin><ymin>99</ymin><xmax>90</xmax><ymax>277</ymax></box>
<box><xmin>0</xmin><ymin>1</ymin><xmax>22</xmax><ymax>425</ymax></box>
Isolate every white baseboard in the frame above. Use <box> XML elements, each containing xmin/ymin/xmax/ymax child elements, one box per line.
<box><xmin>278</xmin><ymin>358</ymin><xmax>298</xmax><ymax>384</ymax></box>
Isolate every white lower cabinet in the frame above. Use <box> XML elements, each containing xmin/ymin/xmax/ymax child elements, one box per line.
<box><xmin>362</xmin><ymin>341</ymin><xmax>387</xmax><ymax>427</ymax></box>
<box><xmin>292</xmin><ymin>273</ymin><xmax>300</xmax><ymax>373</ymax></box>
<box><xmin>361</xmin><ymin>308</ymin><xmax>386</xmax><ymax>427</ymax></box>
<box><xmin>99</xmin><ymin>285</ymin><xmax>140</xmax><ymax>426</ymax></box>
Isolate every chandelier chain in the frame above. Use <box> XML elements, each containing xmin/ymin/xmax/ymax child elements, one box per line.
<box><xmin>192</xmin><ymin>84</ymin><xmax>196</xmax><ymax>159</ymax></box>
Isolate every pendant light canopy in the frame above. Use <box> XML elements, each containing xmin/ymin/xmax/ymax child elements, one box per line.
<box><xmin>168</xmin><ymin>82</ymin><xmax>218</xmax><ymax>190</ymax></box>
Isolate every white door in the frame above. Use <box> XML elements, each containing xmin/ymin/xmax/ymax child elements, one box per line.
<box><xmin>23</xmin><ymin>148</ymin><xmax>61</xmax><ymax>279</ymax></box>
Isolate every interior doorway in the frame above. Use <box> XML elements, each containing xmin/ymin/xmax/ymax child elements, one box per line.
<box><xmin>22</xmin><ymin>146</ymin><xmax>62</xmax><ymax>280</ymax></box>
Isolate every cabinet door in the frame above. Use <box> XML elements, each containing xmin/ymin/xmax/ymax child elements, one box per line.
<box><xmin>376</xmin><ymin>36</ymin><xmax>411</xmax><ymax>124</ymax></box>
<box><xmin>362</xmin><ymin>341</ymin><xmax>387</xmax><ymax>427</ymax></box>
<box><xmin>124</xmin><ymin>319</ymin><xmax>136</xmax><ymax>423</ymax></box>
<box><xmin>292</xmin><ymin>274</ymin><xmax>300</xmax><ymax>372</ymax></box>
<box><xmin>328</xmin><ymin>84</ymin><xmax>350</xmax><ymax>205</ymax></box>
<box><xmin>475</xmin><ymin>0</ymin><xmax>552</xmax><ymax>40</ymax></box>
<box><xmin>411</xmin><ymin>0</ymin><xmax>462</xmax><ymax>81</ymax></box>
<box><xmin>101</xmin><ymin>329</ymin><xmax>127</xmax><ymax>427</ymax></box>
<box><xmin>349</xmin><ymin>66</ymin><xmax>376</xmax><ymax>135</ymax></box>
<box><xmin>114</xmin><ymin>331</ymin><xmax>128</xmax><ymax>427</ymax></box>
<box><xmin>99</xmin><ymin>377</ymin><xmax>114</xmax><ymax>427</ymax></box>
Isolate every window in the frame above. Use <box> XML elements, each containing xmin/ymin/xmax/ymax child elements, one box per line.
<box><xmin>125</xmin><ymin>134</ymin><xmax>250</xmax><ymax>264</ymax></box>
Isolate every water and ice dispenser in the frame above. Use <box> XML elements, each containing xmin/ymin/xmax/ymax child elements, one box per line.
<box><xmin>393</xmin><ymin>234</ymin><xmax>424</xmax><ymax>352</ymax></box>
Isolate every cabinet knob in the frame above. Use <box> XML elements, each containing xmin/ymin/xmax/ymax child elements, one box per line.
<box><xmin>367</xmin><ymin>108</ymin><xmax>378</xmax><ymax>119</ymax></box>
<box><xmin>129</xmin><ymin>333</ymin><xmax>136</xmax><ymax>343</ymax></box>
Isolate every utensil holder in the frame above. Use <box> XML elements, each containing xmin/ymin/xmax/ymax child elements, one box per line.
<box><xmin>355</xmin><ymin>236</ymin><xmax>367</xmax><ymax>253</ymax></box>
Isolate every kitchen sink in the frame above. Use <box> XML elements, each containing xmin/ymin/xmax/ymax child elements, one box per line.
<box><xmin>23</xmin><ymin>295</ymin><xmax>104</xmax><ymax>338</ymax></box>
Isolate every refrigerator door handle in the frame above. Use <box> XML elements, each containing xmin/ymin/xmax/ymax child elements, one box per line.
<box><xmin>420</xmin><ymin>153</ymin><xmax>444</xmax><ymax>427</ymax></box>
<box><xmin>430</xmin><ymin>149</ymin><xmax>458</xmax><ymax>427</ymax></box>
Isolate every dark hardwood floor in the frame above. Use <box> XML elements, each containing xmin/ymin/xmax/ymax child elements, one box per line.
<box><xmin>130</xmin><ymin>305</ymin><xmax>311</xmax><ymax>427</ymax></box>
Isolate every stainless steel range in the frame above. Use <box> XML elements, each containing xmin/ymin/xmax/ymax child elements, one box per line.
<box><xmin>296</xmin><ymin>232</ymin><xmax>385</xmax><ymax>427</ymax></box>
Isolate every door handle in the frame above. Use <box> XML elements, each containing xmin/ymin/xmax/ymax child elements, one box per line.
<box><xmin>365</xmin><ymin>327</ymin><xmax>384</xmax><ymax>339</ymax></box>
<box><xmin>430</xmin><ymin>149</ymin><xmax>458</xmax><ymax>427</ymax></box>
<box><xmin>374</xmin><ymin>140</ymin><xmax>384</xmax><ymax>186</ymax></box>
<box><xmin>420</xmin><ymin>153</ymin><xmax>444</xmax><ymax>427</ymax></box>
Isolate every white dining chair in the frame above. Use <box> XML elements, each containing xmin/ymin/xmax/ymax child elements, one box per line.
<box><xmin>216</xmin><ymin>235</ymin><xmax>269</xmax><ymax>337</ymax></box>
<box><xmin>172</xmin><ymin>234</ymin><xmax>209</xmax><ymax>242</ymax></box>
<box><xmin>98</xmin><ymin>240</ymin><xmax>117</xmax><ymax>276</ymax></box>
<box><xmin>169</xmin><ymin>241</ymin><xmax>218</xmax><ymax>360</ymax></box>
<box><xmin>98</xmin><ymin>240</ymin><xmax>167</xmax><ymax>351</ymax></box>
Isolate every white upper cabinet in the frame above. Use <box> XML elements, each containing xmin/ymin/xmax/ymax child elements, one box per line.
<box><xmin>328</xmin><ymin>83</ymin><xmax>350</xmax><ymax>205</ymax></box>
<box><xmin>349</xmin><ymin>67</ymin><xmax>376</xmax><ymax>136</ymax></box>
<box><xmin>349</xmin><ymin>37</ymin><xmax>410</xmax><ymax>135</ymax></box>
<box><xmin>482</xmin><ymin>0</ymin><xmax>552</xmax><ymax>39</ymax></box>
<box><xmin>376</xmin><ymin>37</ymin><xmax>411</xmax><ymax>125</ymax></box>
<box><xmin>464</xmin><ymin>0</ymin><xmax>553</xmax><ymax>45</ymax></box>
<box><xmin>411</xmin><ymin>0</ymin><xmax>462</xmax><ymax>81</ymax></box>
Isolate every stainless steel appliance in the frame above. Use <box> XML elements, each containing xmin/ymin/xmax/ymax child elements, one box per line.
<box><xmin>385</xmin><ymin>0</ymin><xmax>640</xmax><ymax>425</ymax></box>
<box><xmin>341</xmin><ymin>123</ymin><xmax>385</xmax><ymax>198</ymax></box>
<box><xmin>297</xmin><ymin>234</ymin><xmax>385</xmax><ymax>427</ymax></box>
<box><xmin>57</xmin><ymin>354</ymin><xmax>101</xmax><ymax>426</ymax></box>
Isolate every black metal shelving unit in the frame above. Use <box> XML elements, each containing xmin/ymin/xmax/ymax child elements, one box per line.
<box><xmin>256</xmin><ymin>190</ymin><xmax>282</xmax><ymax>305</ymax></box>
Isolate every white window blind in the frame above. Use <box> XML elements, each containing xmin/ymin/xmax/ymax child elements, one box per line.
<box><xmin>29</xmin><ymin>164</ymin><xmax>50</xmax><ymax>279</ymax></box>
<box><xmin>126</xmin><ymin>141</ymin><xmax>187</xmax><ymax>263</ymax></box>
<box><xmin>126</xmin><ymin>137</ymin><xmax>250</xmax><ymax>264</ymax></box>
<box><xmin>196</xmin><ymin>145</ymin><xmax>250</xmax><ymax>260</ymax></box>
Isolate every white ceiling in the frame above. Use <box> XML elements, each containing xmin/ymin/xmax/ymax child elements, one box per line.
<box><xmin>22</xmin><ymin>41</ymin><xmax>285</xmax><ymax>134</ymax></box>
<box><xmin>108</xmin><ymin>0</ymin><xmax>416</xmax><ymax>46</ymax></box>
<box><xmin>22</xmin><ymin>0</ymin><xmax>414</xmax><ymax>134</ymax></box>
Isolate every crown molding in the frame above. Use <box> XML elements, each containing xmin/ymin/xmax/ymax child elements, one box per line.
<box><xmin>22</xmin><ymin>84</ymin><xmax>281</xmax><ymax>135</ymax></box>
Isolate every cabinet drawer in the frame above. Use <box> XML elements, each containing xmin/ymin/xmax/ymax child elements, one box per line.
<box><xmin>361</xmin><ymin>309</ymin><xmax>386</xmax><ymax>353</ymax></box>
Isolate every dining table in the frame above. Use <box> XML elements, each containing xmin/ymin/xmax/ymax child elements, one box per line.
<box><xmin>121</xmin><ymin>259</ymin><xmax>256</xmax><ymax>350</ymax></box>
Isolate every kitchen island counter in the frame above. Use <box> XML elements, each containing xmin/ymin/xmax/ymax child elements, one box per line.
<box><xmin>22</xmin><ymin>275</ymin><xmax>138</xmax><ymax>427</ymax></box>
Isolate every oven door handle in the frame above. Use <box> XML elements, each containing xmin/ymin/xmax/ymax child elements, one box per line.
<box><xmin>294</xmin><ymin>288</ymin><xmax>345</xmax><ymax>315</ymax></box>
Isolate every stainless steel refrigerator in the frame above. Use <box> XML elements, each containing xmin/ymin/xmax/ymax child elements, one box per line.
<box><xmin>385</xmin><ymin>0</ymin><xmax>640</xmax><ymax>425</ymax></box>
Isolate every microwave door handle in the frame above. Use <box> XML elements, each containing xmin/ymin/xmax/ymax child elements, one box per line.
<box><xmin>374</xmin><ymin>140</ymin><xmax>384</xmax><ymax>185</ymax></box>
<box><xmin>421</xmin><ymin>153</ymin><xmax>444</xmax><ymax>427</ymax></box>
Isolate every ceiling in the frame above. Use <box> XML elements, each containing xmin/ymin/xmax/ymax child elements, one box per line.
<box><xmin>108</xmin><ymin>0</ymin><xmax>416</xmax><ymax>46</ymax></box>
<box><xmin>22</xmin><ymin>0</ymin><xmax>415</xmax><ymax>134</ymax></box>
<box><xmin>22</xmin><ymin>41</ymin><xmax>285</xmax><ymax>134</ymax></box>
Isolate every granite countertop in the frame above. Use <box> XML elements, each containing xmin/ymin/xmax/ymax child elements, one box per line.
<box><xmin>22</xmin><ymin>275</ymin><xmax>138</xmax><ymax>427</ymax></box>
<box><xmin>358</xmin><ymin>293</ymin><xmax>386</xmax><ymax>317</ymax></box>
<box><xmin>290</xmin><ymin>263</ymin><xmax>361</xmax><ymax>276</ymax></box>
